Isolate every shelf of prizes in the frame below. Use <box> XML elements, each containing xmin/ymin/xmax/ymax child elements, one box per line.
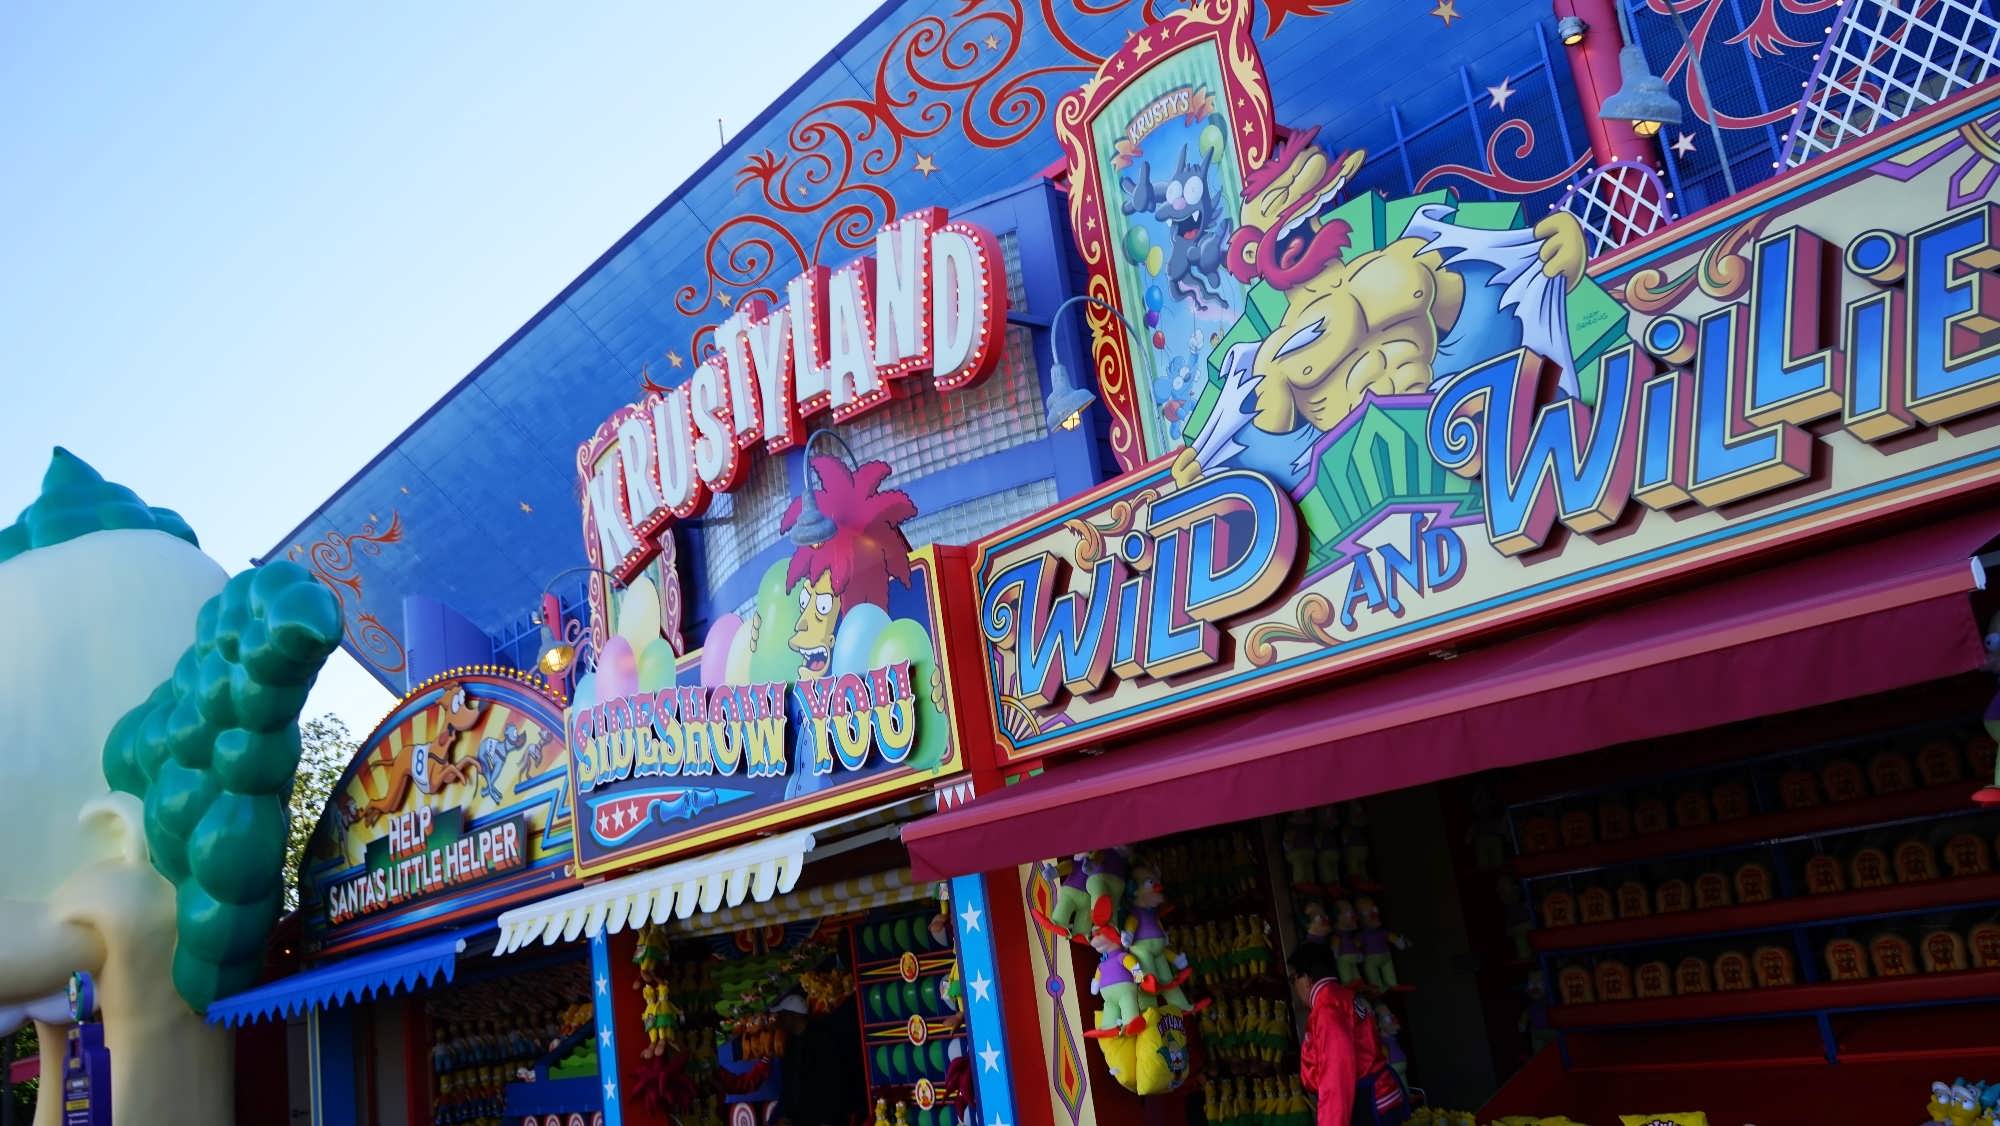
<box><xmin>610</xmin><ymin>895</ymin><xmax>972</xmax><ymax>1126</ymax></box>
<box><xmin>1027</xmin><ymin>808</ymin><xmax>1418</xmax><ymax>1114</ymax></box>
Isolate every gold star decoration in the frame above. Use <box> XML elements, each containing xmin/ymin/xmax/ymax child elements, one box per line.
<box><xmin>1133</xmin><ymin>33</ymin><xmax>1152</xmax><ymax>57</ymax></box>
<box><xmin>718</xmin><ymin>292</ymin><xmax>733</xmax><ymax>307</ymax></box>
<box><xmin>983</xmin><ymin>33</ymin><xmax>999</xmax><ymax>49</ymax></box>
<box><xmin>667</xmin><ymin>350</ymin><xmax>684</xmax><ymax>369</ymax></box>
<box><xmin>915</xmin><ymin>153</ymin><xmax>939</xmax><ymax>177</ymax></box>
<box><xmin>520</xmin><ymin>501</ymin><xmax>534</xmax><ymax>514</ymax></box>
<box><xmin>368</xmin><ymin>512</ymin><xmax>379</xmax><ymax>524</ymax></box>
<box><xmin>1432</xmin><ymin>0</ymin><xmax>1459</xmax><ymax>26</ymax></box>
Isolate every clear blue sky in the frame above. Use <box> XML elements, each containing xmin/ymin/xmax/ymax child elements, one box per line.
<box><xmin>0</xmin><ymin>0</ymin><xmax>881</xmax><ymax>735</ymax></box>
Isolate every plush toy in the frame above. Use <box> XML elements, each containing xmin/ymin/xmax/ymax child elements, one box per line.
<box><xmin>1237</xmin><ymin>915</ymin><xmax>1272</xmax><ymax>978</ymax></box>
<box><xmin>1374</xmin><ymin>1006</ymin><xmax>1407</xmax><ymax>1083</ymax></box>
<box><xmin>1035</xmin><ymin>855</ymin><xmax>1095</xmax><ymax>939</ymax></box>
<box><xmin>1355</xmin><ymin>897</ymin><xmax>1409</xmax><ymax>990</ymax></box>
<box><xmin>1332</xmin><ymin>900</ymin><xmax>1364</xmax><ymax>984</ymax></box>
<box><xmin>1314</xmin><ymin>806</ymin><xmax>1345</xmax><ymax>891</ymax></box>
<box><xmin>1085</xmin><ymin>929</ymin><xmax>1155</xmax><ymax>1038</ymax></box>
<box><xmin>1121</xmin><ymin>869</ymin><xmax>1195</xmax><ymax>1008</ymax></box>
<box><xmin>1342</xmin><ymin>801</ymin><xmax>1377</xmax><ymax>888</ymax></box>
<box><xmin>1283</xmin><ymin>811</ymin><xmax>1319</xmax><ymax>890</ymax></box>
<box><xmin>1520</xmin><ymin>971</ymin><xmax>1555</xmax><ymax>1055</ymax></box>
<box><xmin>1098</xmin><ymin>1006</ymin><xmax>1193</xmax><ymax>1095</ymax></box>
<box><xmin>1301</xmin><ymin>900</ymin><xmax>1334</xmax><ymax>943</ymax></box>
<box><xmin>1086</xmin><ymin>848</ymin><xmax>1132</xmax><ymax>935</ymax></box>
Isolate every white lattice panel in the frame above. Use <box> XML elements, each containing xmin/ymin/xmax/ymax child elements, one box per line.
<box><xmin>1786</xmin><ymin>0</ymin><xmax>2000</xmax><ymax>168</ymax></box>
<box><xmin>1558</xmin><ymin>162</ymin><xmax>1675</xmax><ymax>257</ymax></box>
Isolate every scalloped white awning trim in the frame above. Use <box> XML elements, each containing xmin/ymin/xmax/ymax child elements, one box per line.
<box><xmin>493</xmin><ymin>829</ymin><xmax>812</xmax><ymax>956</ymax></box>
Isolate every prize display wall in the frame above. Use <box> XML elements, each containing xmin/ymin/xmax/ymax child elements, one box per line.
<box><xmin>1482</xmin><ymin>684</ymin><xmax>2000</xmax><ymax>1124</ymax></box>
<box><xmin>1041</xmin><ymin>800</ymin><xmax>1416</xmax><ymax>1122</ymax></box>
<box><xmin>611</xmin><ymin>899</ymin><xmax>970</xmax><ymax>1126</ymax></box>
<box><xmin>426</xmin><ymin>960</ymin><xmax>599</xmax><ymax>1126</ymax></box>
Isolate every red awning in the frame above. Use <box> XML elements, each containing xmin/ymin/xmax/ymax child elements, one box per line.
<box><xmin>906</xmin><ymin>508</ymin><xmax>1999</xmax><ymax>881</ymax></box>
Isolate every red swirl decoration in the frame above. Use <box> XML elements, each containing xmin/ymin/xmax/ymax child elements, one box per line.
<box><xmin>674</xmin><ymin>1</ymin><xmax>1134</xmax><ymax>353</ymax></box>
<box><xmin>290</xmin><ymin>513</ymin><xmax>409</xmax><ymax>674</ymax></box>
<box><xmin>1645</xmin><ymin>0</ymin><xmax>1844</xmax><ymax>131</ymax></box>
<box><xmin>1416</xmin><ymin>118</ymin><xmax>1591</xmax><ymax>196</ymax></box>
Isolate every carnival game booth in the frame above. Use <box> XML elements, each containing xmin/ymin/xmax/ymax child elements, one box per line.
<box><xmin>482</xmin><ymin>533</ymin><xmax>1007</xmax><ymax>1126</ymax></box>
<box><xmin>207</xmin><ymin>669</ymin><xmax>600</xmax><ymax>1126</ymax></box>
<box><xmin>903</xmin><ymin>15</ymin><xmax>2000</xmax><ymax>1126</ymax></box>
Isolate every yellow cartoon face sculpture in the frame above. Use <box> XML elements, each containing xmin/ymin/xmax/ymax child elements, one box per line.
<box><xmin>790</xmin><ymin>573</ymin><xmax>839</xmax><ymax>677</ymax></box>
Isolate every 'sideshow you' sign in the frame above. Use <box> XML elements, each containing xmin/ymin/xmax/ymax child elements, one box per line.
<box><xmin>566</xmin><ymin>548</ymin><xmax>970</xmax><ymax>877</ymax></box>
<box><xmin>979</xmin><ymin>86</ymin><xmax>2000</xmax><ymax>763</ymax></box>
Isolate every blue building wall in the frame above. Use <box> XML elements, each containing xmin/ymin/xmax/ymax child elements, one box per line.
<box><xmin>265</xmin><ymin>0</ymin><xmax>1846</xmax><ymax>689</ymax></box>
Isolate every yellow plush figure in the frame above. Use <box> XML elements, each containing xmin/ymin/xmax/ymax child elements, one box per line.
<box><xmin>1097</xmin><ymin>1006</ymin><xmax>1195</xmax><ymax>1096</ymax></box>
<box><xmin>1619</xmin><ymin>1115</ymin><xmax>1708</xmax><ymax>1126</ymax></box>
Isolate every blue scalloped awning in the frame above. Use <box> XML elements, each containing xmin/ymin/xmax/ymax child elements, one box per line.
<box><xmin>205</xmin><ymin>923</ymin><xmax>491</xmax><ymax>1028</ymax></box>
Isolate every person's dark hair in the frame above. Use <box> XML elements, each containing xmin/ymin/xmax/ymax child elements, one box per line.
<box><xmin>1288</xmin><ymin>942</ymin><xmax>1340</xmax><ymax>984</ymax></box>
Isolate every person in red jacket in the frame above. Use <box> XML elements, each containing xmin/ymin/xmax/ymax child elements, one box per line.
<box><xmin>1288</xmin><ymin>944</ymin><xmax>1408</xmax><ymax>1126</ymax></box>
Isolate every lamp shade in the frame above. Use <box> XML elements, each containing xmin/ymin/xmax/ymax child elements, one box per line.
<box><xmin>1599</xmin><ymin>44</ymin><xmax>1683</xmax><ymax>135</ymax></box>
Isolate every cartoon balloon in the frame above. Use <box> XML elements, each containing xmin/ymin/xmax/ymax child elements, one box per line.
<box><xmin>569</xmin><ymin>671</ymin><xmax>597</xmax><ymax>714</ymax></box>
<box><xmin>724</xmin><ymin>617</ymin><xmax>757</xmax><ymax>684</ymax></box>
<box><xmin>1145</xmin><ymin>246</ymin><xmax>1164</xmax><ymax>276</ymax></box>
<box><xmin>702</xmin><ymin>614</ymin><xmax>743</xmax><ymax>686</ymax></box>
<box><xmin>1152</xmin><ymin>329</ymin><xmax>1167</xmax><ymax>350</ymax></box>
<box><xmin>1145</xmin><ymin>309</ymin><xmax>1161</xmax><ymax>329</ymax></box>
<box><xmin>869</xmin><ymin>620</ymin><xmax>946</xmax><ymax>773</ymax></box>
<box><xmin>1199</xmin><ymin>122</ymin><xmax>1227</xmax><ymax>164</ymax></box>
<box><xmin>1122</xmin><ymin>225</ymin><xmax>1151</xmax><ymax>264</ymax></box>
<box><xmin>750</xmin><ymin>560</ymin><xmax>805</xmax><ymax>683</ymax></box>
<box><xmin>616</xmin><ymin>575</ymin><xmax>663</xmax><ymax>650</ymax></box>
<box><xmin>637</xmin><ymin>637</ymin><xmax>679</xmax><ymax>693</ymax></box>
<box><xmin>1144</xmin><ymin>286</ymin><xmax>1164</xmax><ymax>311</ymax></box>
<box><xmin>830</xmin><ymin>603</ymin><xmax>892</xmax><ymax>679</ymax></box>
<box><xmin>596</xmin><ymin>635</ymin><xmax>638</xmax><ymax>701</ymax></box>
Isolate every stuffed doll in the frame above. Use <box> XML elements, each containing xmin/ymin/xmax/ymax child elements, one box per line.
<box><xmin>1282</xmin><ymin>811</ymin><xmax>1318</xmax><ymax>890</ymax></box>
<box><xmin>1086</xmin><ymin>847</ymin><xmax>1132</xmax><ymax>934</ymax></box>
<box><xmin>1332</xmin><ymin>899</ymin><xmax>1364</xmax><ymax>984</ymax></box>
<box><xmin>1314</xmin><ymin>806</ymin><xmax>1345</xmax><ymax>891</ymax></box>
<box><xmin>1356</xmin><ymin>897</ymin><xmax>1410</xmax><ymax>990</ymax></box>
<box><xmin>1121</xmin><ymin>868</ymin><xmax>1195</xmax><ymax>1008</ymax></box>
<box><xmin>1086</xmin><ymin>928</ymin><xmax>1156</xmax><ymax>1037</ymax></box>
<box><xmin>1342</xmin><ymin>801</ymin><xmax>1377</xmax><ymax>888</ymax></box>
<box><xmin>1035</xmin><ymin>855</ymin><xmax>1095</xmax><ymax>939</ymax></box>
<box><xmin>1301</xmin><ymin>900</ymin><xmax>1333</xmax><ymax>943</ymax></box>
<box><xmin>1375</xmin><ymin>1006</ymin><xmax>1408</xmax><ymax>1082</ymax></box>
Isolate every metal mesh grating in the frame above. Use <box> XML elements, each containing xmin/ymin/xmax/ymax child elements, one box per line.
<box><xmin>1786</xmin><ymin>0</ymin><xmax>2000</xmax><ymax>168</ymax></box>
<box><xmin>1558</xmin><ymin>161</ymin><xmax>1676</xmax><ymax>256</ymax></box>
<box><xmin>698</xmin><ymin>321</ymin><xmax>1048</xmax><ymax>588</ymax></box>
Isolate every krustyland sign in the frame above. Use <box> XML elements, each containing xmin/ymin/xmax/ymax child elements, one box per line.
<box><xmin>578</xmin><ymin>210</ymin><xmax>1009</xmax><ymax>584</ymax></box>
<box><xmin>300</xmin><ymin>672</ymin><xmax>576</xmax><ymax>954</ymax></box>
<box><xmin>978</xmin><ymin>79</ymin><xmax>2000</xmax><ymax>763</ymax></box>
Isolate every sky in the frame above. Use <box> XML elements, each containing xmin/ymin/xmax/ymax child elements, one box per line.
<box><xmin>0</xmin><ymin>0</ymin><xmax>883</xmax><ymax>735</ymax></box>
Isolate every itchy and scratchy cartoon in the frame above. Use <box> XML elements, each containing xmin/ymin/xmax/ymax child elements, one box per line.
<box><xmin>1173</xmin><ymin>126</ymin><xmax>1589</xmax><ymax>492</ymax></box>
<box><xmin>1123</xmin><ymin>144</ymin><xmax>1235</xmax><ymax>312</ymax></box>
<box><xmin>0</xmin><ymin>449</ymin><xmax>339</xmax><ymax>1125</ymax></box>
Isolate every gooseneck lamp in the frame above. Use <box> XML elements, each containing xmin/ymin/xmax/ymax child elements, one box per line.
<box><xmin>1597</xmin><ymin>2</ymin><xmax>1682</xmax><ymax>138</ymax></box>
<box><xmin>789</xmin><ymin>428</ymin><xmax>862</xmax><ymax>548</ymax></box>
<box><xmin>1044</xmin><ymin>294</ymin><xmax>1144</xmax><ymax>433</ymax></box>
<box><xmin>529</xmin><ymin>564</ymin><xmax>617</xmax><ymax>676</ymax></box>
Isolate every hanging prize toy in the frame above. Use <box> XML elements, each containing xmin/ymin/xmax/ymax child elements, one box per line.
<box><xmin>1034</xmin><ymin>855</ymin><xmax>1095</xmax><ymax>940</ymax></box>
<box><xmin>1355</xmin><ymin>897</ymin><xmax>1409</xmax><ymax>991</ymax></box>
<box><xmin>1086</xmin><ymin>848</ymin><xmax>1132</xmax><ymax>938</ymax></box>
<box><xmin>1084</xmin><ymin>928</ymin><xmax>1156</xmax><ymax>1038</ymax></box>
